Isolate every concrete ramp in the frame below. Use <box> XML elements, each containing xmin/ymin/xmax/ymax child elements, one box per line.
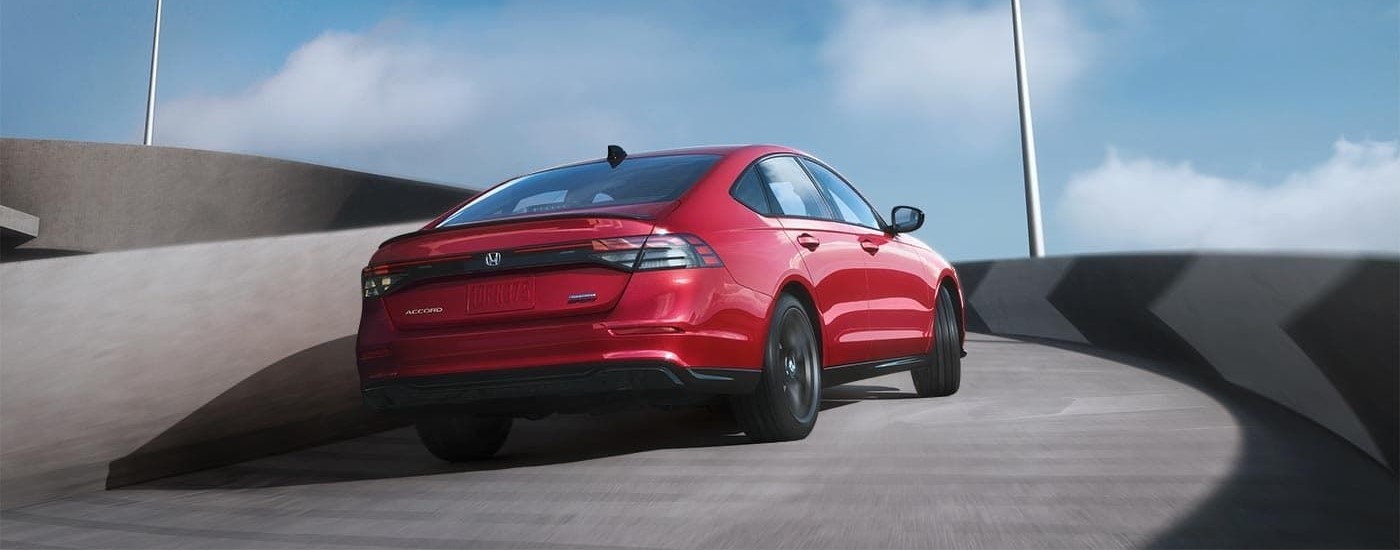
<box><xmin>1</xmin><ymin>335</ymin><xmax>1394</xmax><ymax>548</ymax></box>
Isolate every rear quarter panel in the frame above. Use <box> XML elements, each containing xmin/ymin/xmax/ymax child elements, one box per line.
<box><xmin>643</xmin><ymin>148</ymin><xmax>811</xmax><ymax>370</ymax></box>
<box><xmin>663</xmin><ymin>146</ymin><xmax>868</xmax><ymax>366</ymax></box>
<box><xmin>661</xmin><ymin>147</ymin><xmax>809</xmax><ymax>301</ymax></box>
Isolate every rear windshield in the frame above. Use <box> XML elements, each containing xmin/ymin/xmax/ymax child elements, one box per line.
<box><xmin>438</xmin><ymin>154</ymin><xmax>720</xmax><ymax>227</ymax></box>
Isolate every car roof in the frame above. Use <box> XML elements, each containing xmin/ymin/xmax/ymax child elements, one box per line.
<box><xmin>539</xmin><ymin>144</ymin><xmax>802</xmax><ymax>172</ymax></box>
<box><xmin>626</xmin><ymin>144</ymin><xmax>780</xmax><ymax>157</ymax></box>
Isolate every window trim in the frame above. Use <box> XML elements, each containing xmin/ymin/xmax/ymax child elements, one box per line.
<box><xmin>759</xmin><ymin>155</ymin><xmax>836</xmax><ymax>220</ymax></box>
<box><xmin>727</xmin><ymin>153</ymin><xmax>889</xmax><ymax>232</ymax></box>
<box><xmin>796</xmin><ymin>157</ymin><xmax>887</xmax><ymax>231</ymax></box>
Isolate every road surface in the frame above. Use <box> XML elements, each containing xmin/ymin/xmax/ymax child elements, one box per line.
<box><xmin>2</xmin><ymin>334</ymin><xmax>1395</xmax><ymax>549</ymax></box>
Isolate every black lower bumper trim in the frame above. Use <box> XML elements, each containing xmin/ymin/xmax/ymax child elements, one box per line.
<box><xmin>362</xmin><ymin>362</ymin><xmax>759</xmax><ymax>413</ymax></box>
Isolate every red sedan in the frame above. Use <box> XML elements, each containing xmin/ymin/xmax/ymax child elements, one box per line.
<box><xmin>358</xmin><ymin>144</ymin><xmax>965</xmax><ymax>460</ymax></box>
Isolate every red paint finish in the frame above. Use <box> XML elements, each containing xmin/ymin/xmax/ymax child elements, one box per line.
<box><xmin>358</xmin><ymin>145</ymin><xmax>962</xmax><ymax>388</ymax></box>
<box><xmin>775</xmin><ymin>216</ymin><xmax>877</xmax><ymax>366</ymax></box>
<box><xmin>359</xmin><ymin>268</ymin><xmax>769</xmax><ymax>380</ymax></box>
<box><xmin>859</xmin><ymin>232</ymin><xmax>939</xmax><ymax>358</ymax></box>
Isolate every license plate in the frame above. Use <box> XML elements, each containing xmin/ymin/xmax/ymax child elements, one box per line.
<box><xmin>467</xmin><ymin>278</ymin><xmax>535</xmax><ymax>314</ymax></box>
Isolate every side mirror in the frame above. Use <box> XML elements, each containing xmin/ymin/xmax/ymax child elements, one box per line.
<box><xmin>889</xmin><ymin>206</ymin><xmax>924</xmax><ymax>234</ymax></box>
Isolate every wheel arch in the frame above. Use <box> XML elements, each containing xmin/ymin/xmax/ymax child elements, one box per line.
<box><xmin>776</xmin><ymin>279</ymin><xmax>825</xmax><ymax>365</ymax></box>
<box><xmin>937</xmin><ymin>273</ymin><xmax>967</xmax><ymax>348</ymax></box>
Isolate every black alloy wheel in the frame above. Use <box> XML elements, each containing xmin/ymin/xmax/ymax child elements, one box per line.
<box><xmin>731</xmin><ymin>294</ymin><xmax>821</xmax><ymax>442</ymax></box>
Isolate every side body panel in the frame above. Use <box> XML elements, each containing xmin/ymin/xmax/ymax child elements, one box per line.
<box><xmin>900</xmin><ymin>235</ymin><xmax>966</xmax><ymax>352</ymax></box>
<box><xmin>774</xmin><ymin>216</ymin><xmax>874</xmax><ymax>366</ymax></box>
<box><xmin>860</xmin><ymin>232</ymin><xmax>937</xmax><ymax>359</ymax></box>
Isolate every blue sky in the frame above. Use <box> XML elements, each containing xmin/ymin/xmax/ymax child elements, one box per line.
<box><xmin>3</xmin><ymin>0</ymin><xmax>1397</xmax><ymax>260</ymax></box>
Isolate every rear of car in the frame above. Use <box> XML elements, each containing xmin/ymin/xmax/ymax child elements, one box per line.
<box><xmin>357</xmin><ymin>153</ymin><xmax>769</xmax><ymax>422</ymax></box>
<box><xmin>358</xmin><ymin>145</ymin><xmax>965</xmax><ymax>461</ymax></box>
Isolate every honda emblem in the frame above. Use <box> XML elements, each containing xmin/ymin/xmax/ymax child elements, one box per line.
<box><xmin>484</xmin><ymin>252</ymin><xmax>502</xmax><ymax>267</ymax></box>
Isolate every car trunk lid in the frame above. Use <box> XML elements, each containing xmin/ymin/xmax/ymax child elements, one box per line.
<box><xmin>369</xmin><ymin>214</ymin><xmax>659</xmax><ymax>330</ymax></box>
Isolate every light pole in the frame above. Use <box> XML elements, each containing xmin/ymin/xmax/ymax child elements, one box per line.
<box><xmin>143</xmin><ymin>0</ymin><xmax>162</xmax><ymax>146</ymax></box>
<box><xmin>1011</xmin><ymin>0</ymin><xmax>1045</xmax><ymax>257</ymax></box>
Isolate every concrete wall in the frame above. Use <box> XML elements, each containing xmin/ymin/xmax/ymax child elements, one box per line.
<box><xmin>0</xmin><ymin>225</ymin><xmax>414</xmax><ymax>507</ymax></box>
<box><xmin>955</xmin><ymin>254</ymin><xmax>1399</xmax><ymax>471</ymax></box>
<box><xmin>0</xmin><ymin>138</ymin><xmax>469</xmax><ymax>258</ymax></box>
<box><xmin>0</xmin><ymin>141</ymin><xmax>474</xmax><ymax>508</ymax></box>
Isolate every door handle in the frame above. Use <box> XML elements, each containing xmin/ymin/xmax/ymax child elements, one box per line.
<box><xmin>860</xmin><ymin>239</ymin><xmax>880</xmax><ymax>254</ymax></box>
<box><xmin>795</xmin><ymin>233</ymin><xmax>820</xmax><ymax>251</ymax></box>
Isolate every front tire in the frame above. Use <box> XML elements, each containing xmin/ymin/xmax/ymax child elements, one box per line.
<box><xmin>912</xmin><ymin>287</ymin><xmax>961</xmax><ymax>397</ymax></box>
<box><xmin>731</xmin><ymin>294</ymin><xmax>821</xmax><ymax>442</ymax></box>
<box><xmin>415</xmin><ymin>414</ymin><xmax>512</xmax><ymax>462</ymax></box>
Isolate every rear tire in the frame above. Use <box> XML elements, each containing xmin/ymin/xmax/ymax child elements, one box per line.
<box><xmin>731</xmin><ymin>294</ymin><xmax>821</xmax><ymax>442</ymax></box>
<box><xmin>913</xmin><ymin>287</ymin><xmax>961</xmax><ymax>397</ymax></box>
<box><xmin>415</xmin><ymin>414</ymin><xmax>512</xmax><ymax>462</ymax></box>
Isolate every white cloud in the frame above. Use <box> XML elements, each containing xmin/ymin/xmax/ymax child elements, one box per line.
<box><xmin>154</xmin><ymin>4</ymin><xmax>848</xmax><ymax>187</ymax></box>
<box><xmin>822</xmin><ymin>0</ymin><xmax>1095</xmax><ymax>135</ymax></box>
<box><xmin>1060</xmin><ymin>139</ymin><xmax>1400</xmax><ymax>253</ymax></box>
<box><xmin>156</xmin><ymin>16</ymin><xmax>699</xmax><ymax>185</ymax></box>
<box><xmin>162</xmin><ymin>30</ymin><xmax>476</xmax><ymax>154</ymax></box>
<box><xmin>154</xmin><ymin>2</ymin><xmax>1118</xmax><ymax>188</ymax></box>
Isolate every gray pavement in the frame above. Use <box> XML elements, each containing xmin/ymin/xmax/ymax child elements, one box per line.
<box><xmin>2</xmin><ymin>334</ymin><xmax>1395</xmax><ymax>549</ymax></box>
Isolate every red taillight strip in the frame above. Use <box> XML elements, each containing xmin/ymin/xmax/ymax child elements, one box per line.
<box><xmin>666</xmin><ymin>234</ymin><xmax>724</xmax><ymax>267</ymax></box>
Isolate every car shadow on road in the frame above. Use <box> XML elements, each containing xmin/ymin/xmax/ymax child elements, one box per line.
<box><xmin>131</xmin><ymin>385</ymin><xmax>897</xmax><ymax>492</ymax></box>
<box><xmin>820</xmin><ymin>384</ymin><xmax>919</xmax><ymax>410</ymax></box>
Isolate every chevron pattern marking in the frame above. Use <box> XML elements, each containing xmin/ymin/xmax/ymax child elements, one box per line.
<box><xmin>956</xmin><ymin>253</ymin><xmax>1399</xmax><ymax>471</ymax></box>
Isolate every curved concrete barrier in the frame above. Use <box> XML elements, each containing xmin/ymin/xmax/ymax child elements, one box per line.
<box><xmin>955</xmin><ymin>254</ymin><xmax>1399</xmax><ymax>471</ymax></box>
<box><xmin>0</xmin><ymin>138</ymin><xmax>469</xmax><ymax>258</ymax></box>
<box><xmin>0</xmin><ymin>141</ymin><xmax>474</xmax><ymax>508</ymax></box>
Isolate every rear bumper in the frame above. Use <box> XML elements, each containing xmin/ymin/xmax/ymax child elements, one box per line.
<box><xmin>358</xmin><ymin>267</ymin><xmax>771</xmax><ymax>373</ymax></box>
<box><xmin>362</xmin><ymin>361</ymin><xmax>760</xmax><ymax>413</ymax></box>
<box><xmin>357</xmin><ymin>267</ymin><xmax>772</xmax><ymax>415</ymax></box>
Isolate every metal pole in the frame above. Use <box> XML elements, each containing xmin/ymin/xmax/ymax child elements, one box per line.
<box><xmin>1011</xmin><ymin>0</ymin><xmax>1045</xmax><ymax>257</ymax></box>
<box><xmin>143</xmin><ymin>0</ymin><xmax>162</xmax><ymax>146</ymax></box>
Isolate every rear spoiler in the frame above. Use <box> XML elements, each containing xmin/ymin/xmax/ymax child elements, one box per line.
<box><xmin>378</xmin><ymin>211</ymin><xmax>658</xmax><ymax>248</ymax></box>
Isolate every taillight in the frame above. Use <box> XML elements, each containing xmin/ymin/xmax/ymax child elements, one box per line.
<box><xmin>362</xmin><ymin>266</ymin><xmax>408</xmax><ymax>298</ymax></box>
<box><xmin>361</xmin><ymin>233</ymin><xmax>722</xmax><ymax>298</ymax></box>
<box><xmin>591</xmin><ymin>233</ymin><xmax>723</xmax><ymax>271</ymax></box>
<box><xmin>591</xmin><ymin>236</ymin><xmax>652</xmax><ymax>269</ymax></box>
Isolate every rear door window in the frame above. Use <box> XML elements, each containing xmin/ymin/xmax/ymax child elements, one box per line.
<box><xmin>755</xmin><ymin>156</ymin><xmax>832</xmax><ymax>219</ymax></box>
